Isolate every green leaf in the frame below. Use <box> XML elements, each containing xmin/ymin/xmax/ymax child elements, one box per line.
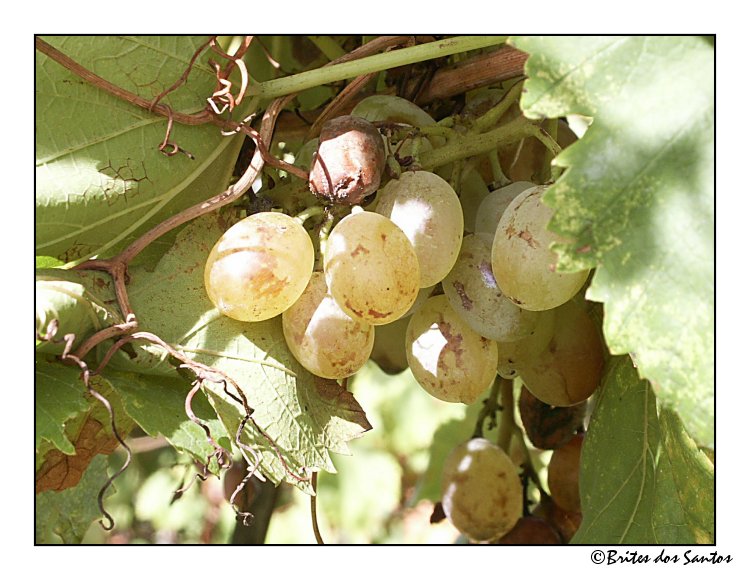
<box><xmin>106</xmin><ymin>371</ymin><xmax>230</xmax><ymax>474</ymax></box>
<box><xmin>36</xmin><ymin>36</ymin><xmax>247</xmax><ymax>263</ymax></box>
<box><xmin>573</xmin><ymin>357</ymin><xmax>714</xmax><ymax>544</ymax></box>
<box><xmin>36</xmin><ymin>455</ymin><xmax>112</xmax><ymax>543</ymax></box>
<box><xmin>35</xmin><ymin>268</ymin><xmax>121</xmax><ymax>354</ymax></box>
<box><xmin>511</xmin><ymin>36</ymin><xmax>714</xmax><ymax>445</ymax></box>
<box><xmin>120</xmin><ymin>212</ymin><xmax>371</xmax><ymax>491</ymax></box>
<box><xmin>35</xmin><ymin>355</ymin><xmax>89</xmax><ymax>455</ymax></box>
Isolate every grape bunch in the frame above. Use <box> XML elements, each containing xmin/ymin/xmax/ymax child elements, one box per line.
<box><xmin>203</xmin><ymin>94</ymin><xmax>604</xmax><ymax>543</ymax></box>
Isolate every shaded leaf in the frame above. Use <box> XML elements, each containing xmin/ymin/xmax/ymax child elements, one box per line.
<box><xmin>36</xmin><ymin>455</ymin><xmax>113</xmax><ymax>543</ymax></box>
<box><xmin>36</xmin><ymin>374</ymin><xmax>134</xmax><ymax>493</ymax></box>
<box><xmin>36</xmin><ymin>35</ymin><xmax>246</xmax><ymax>262</ymax></box>
<box><xmin>573</xmin><ymin>357</ymin><xmax>714</xmax><ymax>544</ymax></box>
<box><xmin>511</xmin><ymin>36</ymin><xmax>714</xmax><ymax>445</ymax></box>
<box><xmin>35</xmin><ymin>356</ymin><xmax>89</xmax><ymax>455</ymax></box>
<box><xmin>35</xmin><ymin>268</ymin><xmax>121</xmax><ymax>355</ymax></box>
<box><xmin>120</xmin><ymin>212</ymin><xmax>371</xmax><ymax>491</ymax></box>
<box><xmin>107</xmin><ymin>371</ymin><xmax>230</xmax><ymax>475</ymax></box>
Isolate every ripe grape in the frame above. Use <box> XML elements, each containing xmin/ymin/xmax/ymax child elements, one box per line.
<box><xmin>375</xmin><ymin>170</ymin><xmax>463</xmax><ymax>288</ymax></box>
<box><xmin>495</xmin><ymin>309</ymin><xmax>555</xmax><ymax>379</ymax></box>
<box><xmin>491</xmin><ymin>186</ymin><xmax>590</xmax><ymax>311</ymax></box>
<box><xmin>204</xmin><ymin>212</ymin><xmax>314</xmax><ymax>322</ymax></box>
<box><xmin>517</xmin><ymin>300</ymin><xmax>604</xmax><ymax>407</ymax></box>
<box><xmin>474</xmin><ymin>181</ymin><xmax>535</xmax><ymax>236</ymax></box>
<box><xmin>441</xmin><ymin>438</ymin><xmax>523</xmax><ymax>542</ymax></box>
<box><xmin>443</xmin><ymin>233</ymin><xmax>538</xmax><ymax>342</ymax></box>
<box><xmin>547</xmin><ymin>433</ymin><xmax>585</xmax><ymax>513</ymax></box>
<box><xmin>405</xmin><ymin>295</ymin><xmax>497</xmax><ymax>404</ymax></box>
<box><xmin>309</xmin><ymin>116</ymin><xmax>386</xmax><ymax>206</ymax></box>
<box><xmin>282</xmin><ymin>272</ymin><xmax>374</xmax><ymax>379</ymax></box>
<box><xmin>532</xmin><ymin>494</ymin><xmax>582</xmax><ymax>543</ymax></box>
<box><xmin>324</xmin><ymin>210</ymin><xmax>420</xmax><ymax>325</ymax></box>
<box><xmin>518</xmin><ymin>386</ymin><xmax>586</xmax><ymax>450</ymax></box>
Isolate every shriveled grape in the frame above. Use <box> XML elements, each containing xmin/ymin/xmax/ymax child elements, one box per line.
<box><xmin>443</xmin><ymin>233</ymin><xmax>538</xmax><ymax>342</ymax></box>
<box><xmin>204</xmin><ymin>212</ymin><xmax>314</xmax><ymax>322</ymax></box>
<box><xmin>376</xmin><ymin>170</ymin><xmax>463</xmax><ymax>288</ymax></box>
<box><xmin>309</xmin><ymin>116</ymin><xmax>386</xmax><ymax>206</ymax></box>
<box><xmin>282</xmin><ymin>272</ymin><xmax>374</xmax><ymax>379</ymax></box>
<box><xmin>517</xmin><ymin>300</ymin><xmax>604</xmax><ymax>407</ymax></box>
<box><xmin>324</xmin><ymin>210</ymin><xmax>420</xmax><ymax>325</ymax></box>
<box><xmin>441</xmin><ymin>438</ymin><xmax>523</xmax><ymax>542</ymax></box>
<box><xmin>405</xmin><ymin>295</ymin><xmax>497</xmax><ymax>404</ymax></box>
<box><xmin>491</xmin><ymin>186</ymin><xmax>589</xmax><ymax>311</ymax></box>
<box><xmin>519</xmin><ymin>386</ymin><xmax>586</xmax><ymax>450</ymax></box>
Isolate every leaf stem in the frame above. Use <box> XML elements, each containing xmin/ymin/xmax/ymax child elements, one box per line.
<box><xmin>254</xmin><ymin>36</ymin><xmax>507</xmax><ymax>98</ymax></box>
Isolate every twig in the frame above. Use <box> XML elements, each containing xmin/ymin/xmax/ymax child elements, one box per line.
<box><xmin>311</xmin><ymin>472</ymin><xmax>325</xmax><ymax>544</ymax></box>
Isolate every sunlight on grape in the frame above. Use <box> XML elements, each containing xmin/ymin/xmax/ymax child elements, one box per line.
<box><xmin>412</xmin><ymin>323</ymin><xmax>447</xmax><ymax>376</ymax></box>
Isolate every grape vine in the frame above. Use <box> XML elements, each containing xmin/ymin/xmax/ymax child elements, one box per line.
<box><xmin>35</xmin><ymin>35</ymin><xmax>714</xmax><ymax>546</ymax></box>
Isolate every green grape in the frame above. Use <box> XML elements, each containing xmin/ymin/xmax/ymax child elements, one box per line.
<box><xmin>282</xmin><ymin>272</ymin><xmax>374</xmax><ymax>379</ymax></box>
<box><xmin>491</xmin><ymin>186</ymin><xmax>590</xmax><ymax>311</ymax></box>
<box><xmin>547</xmin><ymin>433</ymin><xmax>584</xmax><ymax>513</ymax></box>
<box><xmin>457</xmin><ymin>167</ymin><xmax>491</xmax><ymax>235</ymax></box>
<box><xmin>517</xmin><ymin>300</ymin><xmax>604</xmax><ymax>407</ymax></box>
<box><xmin>443</xmin><ymin>233</ymin><xmax>538</xmax><ymax>342</ymax></box>
<box><xmin>324</xmin><ymin>209</ymin><xmax>420</xmax><ymax>325</ymax></box>
<box><xmin>370</xmin><ymin>315</ymin><xmax>410</xmax><ymax>375</ymax></box>
<box><xmin>376</xmin><ymin>171</ymin><xmax>463</xmax><ymax>288</ymax></box>
<box><xmin>474</xmin><ymin>181</ymin><xmax>535</xmax><ymax>235</ymax></box>
<box><xmin>495</xmin><ymin>309</ymin><xmax>555</xmax><ymax>379</ymax></box>
<box><xmin>204</xmin><ymin>212</ymin><xmax>314</xmax><ymax>322</ymax></box>
<box><xmin>351</xmin><ymin>94</ymin><xmax>437</xmax><ymax>128</ymax></box>
<box><xmin>441</xmin><ymin>438</ymin><xmax>523</xmax><ymax>542</ymax></box>
<box><xmin>405</xmin><ymin>295</ymin><xmax>497</xmax><ymax>404</ymax></box>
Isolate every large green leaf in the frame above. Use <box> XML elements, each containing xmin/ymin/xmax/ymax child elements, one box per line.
<box><xmin>107</xmin><ymin>371</ymin><xmax>230</xmax><ymax>475</ymax></box>
<box><xmin>511</xmin><ymin>36</ymin><xmax>714</xmax><ymax>446</ymax></box>
<box><xmin>116</xmin><ymin>212</ymin><xmax>371</xmax><ymax>492</ymax></box>
<box><xmin>36</xmin><ymin>455</ymin><xmax>113</xmax><ymax>543</ymax></box>
<box><xmin>573</xmin><ymin>357</ymin><xmax>714</xmax><ymax>544</ymax></box>
<box><xmin>36</xmin><ymin>36</ymin><xmax>246</xmax><ymax>263</ymax></box>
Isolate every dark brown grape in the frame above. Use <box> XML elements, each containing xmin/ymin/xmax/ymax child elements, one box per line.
<box><xmin>495</xmin><ymin>515</ymin><xmax>562</xmax><ymax>544</ymax></box>
<box><xmin>309</xmin><ymin>115</ymin><xmax>386</xmax><ymax>205</ymax></box>
<box><xmin>519</xmin><ymin>386</ymin><xmax>586</xmax><ymax>450</ymax></box>
<box><xmin>532</xmin><ymin>494</ymin><xmax>582</xmax><ymax>543</ymax></box>
<box><xmin>547</xmin><ymin>432</ymin><xmax>585</xmax><ymax>513</ymax></box>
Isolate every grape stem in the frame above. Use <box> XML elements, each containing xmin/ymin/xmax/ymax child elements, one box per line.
<box><xmin>472</xmin><ymin>377</ymin><xmax>502</xmax><ymax>438</ymax></box>
<box><xmin>253</xmin><ymin>36</ymin><xmax>507</xmax><ymax>98</ymax></box>
<box><xmin>496</xmin><ymin>378</ymin><xmax>515</xmax><ymax>453</ymax></box>
<box><xmin>294</xmin><ymin>205</ymin><xmax>326</xmax><ymax>224</ymax></box>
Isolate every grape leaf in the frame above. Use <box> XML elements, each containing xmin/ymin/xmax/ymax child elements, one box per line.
<box><xmin>36</xmin><ymin>268</ymin><xmax>121</xmax><ymax>355</ymax></box>
<box><xmin>36</xmin><ymin>455</ymin><xmax>113</xmax><ymax>544</ymax></box>
<box><xmin>120</xmin><ymin>212</ymin><xmax>371</xmax><ymax>491</ymax></box>
<box><xmin>106</xmin><ymin>371</ymin><xmax>231</xmax><ymax>475</ymax></box>
<box><xmin>511</xmin><ymin>36</ymin><xmax>714</xmax><ymax>445</ymax></box>
<box><xmin>36</xmin><ymin>373</ymin><xmax>134</xmax><ymax>493</ymax></box>
<box><xmin>35</xmin><ymin>355</ymin><xmax>89</xmax><ymax>455</ymax></box>
<box><xmin>36</xmin><ymin>35</ymin><xmax>246</xmax><ymax>262</ymax></box>
<box><xmin>573</xmin><ymin>357</ymin><xmax>714</xmax><ymax>544</ymax></box>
